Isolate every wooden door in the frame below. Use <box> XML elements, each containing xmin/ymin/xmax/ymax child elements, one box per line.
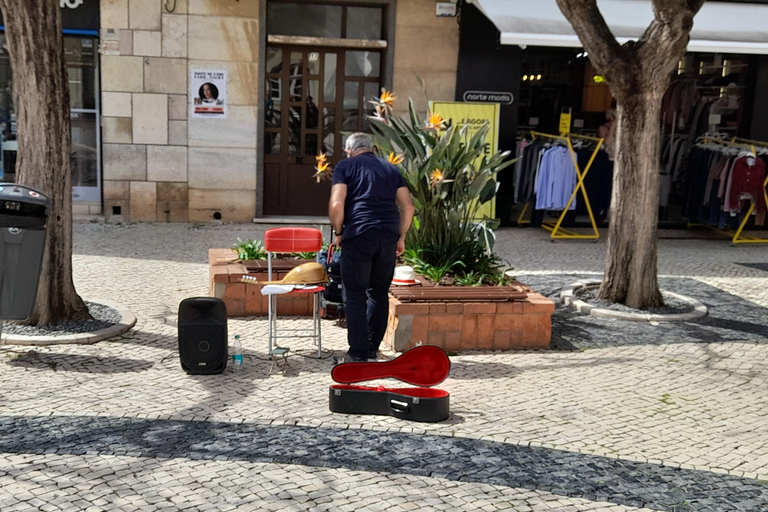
<box><xmin>263</xmin><ymin>45</ymin><xmax>382</xmax><ymax>216</ymax></box>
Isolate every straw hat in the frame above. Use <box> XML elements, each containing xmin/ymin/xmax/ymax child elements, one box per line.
<box><xmin>263</xmin><ymin>262</ymin><xmax>329</xmax><ymax>285</ymax></box>
<box><xmin>391</xmin><ymin>265</ymin><xmax>418</xmax><ymax>286</ymax></box>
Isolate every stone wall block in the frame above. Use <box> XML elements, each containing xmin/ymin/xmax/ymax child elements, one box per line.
<box><xmin>168</xmin><ymin>120</ymin><xmax>188</xmax><ymax>146</ymax></box>
<box><xmin>103</xmin><ymin>180</ymin><xmax>130</xmax><ymax>200</ymax></box>
<box><xmin>147</xmin><ymin>145</ymin><xmax>188</xmax><ymax>182</ymax></box>
<box><xmin>188</xmin><ymin>106</ymin><xmax>257</xmax><ymax>148</ymax></box>
<box><xmin>102</xmin><ymin>0</ymin><xmax>129</xmax><ymax>29</ymax></box>
<box><xmin>156</xmin><ymin>200</ymin><xmax>189</xmax><ymax>223</ymax></box>
<box><xmin>132</xmin><ymin>93</ymin><xmax>168</xmax><ymax>145</ymax></box>
<box><xmin>133</xmin><ymin>30</ymin><xmax>162</xmax><ymax>57</ymax></box>
<box><xmin>102</xmin><ymin>92</ymin><xmax>132</xmax><ymax>118</ymax></box>
<box><xmin>162</xmin><ymin>13</ymin><xmax>188</xmax><ymax>58</ymax></box>
<box><xmin>102</xmin><ymin>56</ymin><xmax>143</xmax><ymax>92</ymax></box>
<box><xmin>103</xmin><ymin>144</ymin><xmax>147</xmax><ymax>181</ymax></box>
<box><xmin>144</xmin><ymin>58</ymin><xmax>187</xmax><ymax>94</ymax></box>
<box><xmin>129</xmin><ymin>181</ymin><xmax>158</xmax><ymax>222</ymax></box>
<box><xmin>188</xmin><ymin>188</ymin><xmax>256</xmax><ymax>223</ymax></box>
<box><xmin>189</xmin><ymin>0</ymin><xmax>260</xmax><ymax>18</ymax></box>
<box><xmin>129</xmin><ymin>0</ymin><xmax>162</xmax><ymax>30</ymax></box>
<box><xmin>168</xmin><ymin>94</ymin><xmax>188</xmax><ymax>120</ymax></box>
<box><xmin>188</xmin><ymin>16</ymin><xmax>258</xmax><ymax>62</ymax></box>
<box><xmin>188</xmin><ymin>147</ymin><xmax>256</xmax><ymax>189</ymax></box>
<box><xmin>157</xmin><ymin>182</ymin><xmax>189</xmax><ymax>201</ymax></box>
<box><xmin>118</xmin><ymin>29</ymin><xmax>133</xmax><ymax>55</ymax></box>
<box><xmin>102</xmin><ymin>117</ymin><xmax>133</xmax><ymax>144</ymax></box>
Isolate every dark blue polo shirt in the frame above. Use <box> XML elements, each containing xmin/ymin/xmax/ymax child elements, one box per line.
<box><xmin>332</xmin><ymin>151</ymin><xmax>406</xmax><ymax>241</ymax></box>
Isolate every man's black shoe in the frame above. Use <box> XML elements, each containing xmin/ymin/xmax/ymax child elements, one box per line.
<box><xmin>333</xmin><ymin>353</ymin><xmax>366</xmax><ymax>365</ymax></box>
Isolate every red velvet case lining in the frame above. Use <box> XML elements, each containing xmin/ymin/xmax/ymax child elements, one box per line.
<box><xmin>331</xmin><ymin>346</ymin><xmax>450</xmax><ymax>386</ymax></box>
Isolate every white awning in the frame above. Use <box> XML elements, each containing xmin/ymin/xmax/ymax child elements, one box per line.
<box><xmin>471</xmin><ymin>0</ymin><xmax>768</xmax><ymax>54</ymax></box>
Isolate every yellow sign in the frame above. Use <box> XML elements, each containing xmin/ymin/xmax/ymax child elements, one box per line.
<box><xmin>429</xmin><ymin>101</ymin><xmax>500</xmax><ymax>219</ymax></box>
<box><xmin>559</xmin><ymin>112</ymin><xmax>572</xmax><ymax>134</ymax></box>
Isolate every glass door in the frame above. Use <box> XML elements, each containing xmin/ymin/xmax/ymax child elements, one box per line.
<box><xmin>66</xmin><ymin>37</ymin><xmax>100</xmax><ymax>202</ymax></box>
<box><xmin>263</xmin><ymin>45</ymin><xmax>381</xmax><ymax>216</ymax></box>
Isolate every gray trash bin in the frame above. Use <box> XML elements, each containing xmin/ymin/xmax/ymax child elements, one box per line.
<box><xmin>0</xmin><ymin>184</ymin><xmax>51</xmax><ymax>320</ymax></box>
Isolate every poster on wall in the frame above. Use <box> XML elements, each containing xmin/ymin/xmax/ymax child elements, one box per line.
<box><xmin>429</xmin><ymin>101</ymin><xmax>500</xmax><ymax>219</ymax></box>
<box><xmin>190</xmin><ymin>70</ymin><xmax>227</xmax><ymax>118</ymax></box>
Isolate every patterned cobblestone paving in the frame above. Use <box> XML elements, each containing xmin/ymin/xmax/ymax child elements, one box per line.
<box><xmin>0</xmin><ymin>222</ymin><xmax>766</xmax><ymax>511</ymax></box>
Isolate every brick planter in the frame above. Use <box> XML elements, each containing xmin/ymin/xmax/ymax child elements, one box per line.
<box><xmin>208</xmin><ymin>248</ymin><xmax>315</xmax><ymax>317</ymax></box>
<box><xmin>383</xmin><ymin>279</ymin><xmax>554</xmax><ymax>352</ymax></box>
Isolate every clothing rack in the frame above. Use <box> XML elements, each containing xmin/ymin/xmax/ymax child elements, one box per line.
<box><xmin>521</xmin><ymin>131</ymin><xmax>604</xmax><ymax>241</ymax></box>
<box><xmin>694</xmin><ymin>137</ymin><xmax>768</xmax><ymax>245</ymax></box>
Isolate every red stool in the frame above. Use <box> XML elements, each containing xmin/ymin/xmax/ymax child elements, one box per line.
<box><xmin>264</xmin><ymin>227</ymin><xmax>325</xmax><ymax>366</ymax></box>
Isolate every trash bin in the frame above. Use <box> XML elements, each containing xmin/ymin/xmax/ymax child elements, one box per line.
<box><xmin>0</xmin><ymin>184</ymin><xmax>51</xmax><ymax>320</ymax></box>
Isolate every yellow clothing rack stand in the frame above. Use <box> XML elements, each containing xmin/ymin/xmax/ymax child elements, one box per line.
<box><xmin>696</xmin><ymin>137</ymin><xmax>768</xmax><ymax>245</ymax></box>
<box><xmin>522</xmin><ymin>131</ymin><xmax>604</xmax><ymax>241</ymax></box>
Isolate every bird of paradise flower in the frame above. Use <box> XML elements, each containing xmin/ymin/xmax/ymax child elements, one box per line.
<box><xmin>312</xmin><ymin>153</ymin><xmax>333</xmax><ymax>183</ymax></box>
<box><xmin>369</xmin><ymin>89</ymin><xmax>396</xmax><ymax>121</ymax></box>
<box><xmin>429</xmin><ymin>168</ymin><xmax>453</xmax><ymax>188</ymax></box>
<box><xmin>424</xmin><ymin>112</ymin><xmax>447</xmax><ymax>130</ymax></box>
<box><xmin>388</xmin><ymin>152</ymin><xmax>404</xmax><ymax>165</ymax></box>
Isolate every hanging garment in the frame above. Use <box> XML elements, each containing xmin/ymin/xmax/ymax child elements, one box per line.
<box><xmin>727</xmin><ymin>156</ymin><xmax>767</xmax><ymax>213</ymax></box>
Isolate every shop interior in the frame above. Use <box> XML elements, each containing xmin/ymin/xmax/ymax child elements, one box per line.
<box><xmin>505</xmin><ymin>48</ymin><xmax>767</xmax><ymax>239</ymax></box>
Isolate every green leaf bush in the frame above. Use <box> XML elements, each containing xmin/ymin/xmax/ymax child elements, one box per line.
<box><xmin>369</xmin><ymin>98</ymin><xmax>515</xmax><ymax>285</ymax></box>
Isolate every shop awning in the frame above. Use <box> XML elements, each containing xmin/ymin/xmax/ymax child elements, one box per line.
<box><xmin>471</xmin><ymin>0</ymin><xmax>768</xmax><ymax>54</ymax></box>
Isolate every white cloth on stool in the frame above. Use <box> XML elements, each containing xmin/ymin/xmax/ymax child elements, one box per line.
<box><xmin>261</xmin><ymin>284</ymin><xmax>295</xmax><ymax>295</ymax></box>
<box><xmin>260</xmin><ymin>284</ymin><xmax>322</xmax><ymax>295</ymax></box>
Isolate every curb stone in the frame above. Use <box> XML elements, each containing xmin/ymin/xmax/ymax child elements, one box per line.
<box><xmin>0</xmin><ymin>299</ymin><xmax>137</xmax><ymax>346</ymax></box>
<box><xmin>560</xmin><ymin>280</ymin><xmax>708</xmax><ymax>322</ymax></box>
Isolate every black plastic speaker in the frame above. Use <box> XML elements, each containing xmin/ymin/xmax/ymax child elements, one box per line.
<box><xmin>178</xmin><ymin>297</ymin><xmax>228</xmax><ymax>374</ymax></box>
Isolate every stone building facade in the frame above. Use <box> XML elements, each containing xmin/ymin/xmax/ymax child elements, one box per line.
<box><xmin>98</xmin><ymin>0</ymin><xmax>459</xmax><ymax>223</ymax></box>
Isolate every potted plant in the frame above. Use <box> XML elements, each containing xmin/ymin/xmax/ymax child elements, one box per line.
<box><xmin>367</xmin><ymin>92</ymin><xmax>516</xmax><ymax>286</ymax></box>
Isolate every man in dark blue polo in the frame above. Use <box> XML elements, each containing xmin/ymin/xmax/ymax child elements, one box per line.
<box><xmin>328</xmin><ymin>133</ymin><xmax>414</xmax><ymax>363</ymax></box>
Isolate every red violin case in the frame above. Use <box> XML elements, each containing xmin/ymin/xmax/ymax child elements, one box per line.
<box><xmin>329</xmin><ymin>346</ymin><xmax>451</xmax><ymax>422</ymax></box>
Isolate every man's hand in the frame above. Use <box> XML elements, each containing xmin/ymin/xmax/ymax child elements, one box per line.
<box><xmin>396</xmin><ymin>238</ymin><xmax>405</xmax><ymax>257</ymax></box>
<box><xmin>335</xmin><ymin>234</ymin><xmax>343</xmax><ymax>248</ymax></box>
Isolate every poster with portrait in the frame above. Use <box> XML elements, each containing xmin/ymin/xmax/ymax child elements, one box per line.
<box><xmin>190</xmin><ymin>70</ymin><xmax>227</xmax><ymax>118</ymax></box>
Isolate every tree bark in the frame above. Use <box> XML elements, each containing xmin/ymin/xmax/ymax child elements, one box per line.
<box><xmin>0</xmin><ymin>0</ymin><xmax>91</xmax><ymax>325</ymax></box>
<box><xmin>556</xmin><ymin>0</ymin><xmax>705</xmax><ymax>308</ymax></box>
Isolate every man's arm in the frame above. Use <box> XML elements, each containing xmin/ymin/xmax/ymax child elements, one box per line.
<box><xmin>395</xmin><ymin>186</ymin><xmax>415</xmax><ymax>257</ymax></box>
<box><xmin>328</xmin><ymin>183</ymin><xmax>347</xmax><ymax>246</ymax></box>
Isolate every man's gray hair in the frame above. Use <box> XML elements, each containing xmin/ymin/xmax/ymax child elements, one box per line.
<box><xmin>345</xmin><ymin>132</ymin><xmax>374</xmax><ymax>153</ymax></box>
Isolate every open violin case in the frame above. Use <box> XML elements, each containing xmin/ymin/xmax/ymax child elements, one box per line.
<box><xmin>329</xmin><ymin>345</ymin><xmax>451</xmax><ymax>422</ymax></box>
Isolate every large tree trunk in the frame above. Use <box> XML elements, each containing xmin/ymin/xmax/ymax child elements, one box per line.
<box><xmin>602</xmin><ymin>81</ymin><xmax>665</xmax><ymax>308</ymax></box>
<box><xmin>0</xmin><ymin>0</ymin><xmax>91</xmax><ymax>325</ymax></box>
<box><xmin>556</xmin><ymin>0</ymin><xmax>705</xmax><ymax>308</ymax></box>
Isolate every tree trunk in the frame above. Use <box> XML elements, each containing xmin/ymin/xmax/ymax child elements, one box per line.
<box><xmin>556</xmin><ymin>0</ymin><xmax>705</xmax><ymax>308</ymax></box>
<box><xmin>0</xmin><ymin>0</ymin><xmax>91</xmax><ymax>325</ymax></box>
<box><xmin>600</xmin><ymin>81</ymin><xmax>665</xmax><ymax>308</ymax></box>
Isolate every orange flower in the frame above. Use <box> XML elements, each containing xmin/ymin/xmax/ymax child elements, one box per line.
<box><xmin>388</xmin><ymin>152</ymin><xmax>404</xmax><ymax>165</ymax></box>
<box><xmin>429</xmin><ymin>168</ymin><xmax>444</xmax><ymax>187</ymax></box>
<box><xmin>425</xmin><ymin>112</ymin><xmax>446</xmax><ymax>130</ymax></box>
<box><xmin>369</xmin><ymin>89</ymin><xmax>396</xmax><ymax>116</ymax></box>
<box><xmin>313</xmin><ymin>154</ymin><xmax>333</xmax><ymax>183</ymax></box>
<box><xmin>378</xmin><ymin>89</ymin><xmax>396</xmax><ymax>108</ymax></box>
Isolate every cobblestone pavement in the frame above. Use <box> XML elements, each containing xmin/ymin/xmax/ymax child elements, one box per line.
<box><xmin>1</xmin><ymin>222</ymin><xmax>767</xmax><ymax>511</ymax></box>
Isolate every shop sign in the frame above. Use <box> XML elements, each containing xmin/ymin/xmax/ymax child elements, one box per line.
<box><xmin>430</xmin><ymin>101</ymin><xmax>500</xmax><ymax>219</ymax></box>
<box><xmin>462</xmin><ymin>90</ymin><xmax>514</xmax><ymax>105</ymax></box>
<box><xmin>190</xmin><ymin>70</ymin><xmax>228</xmax><ymax>119</ymax></box>
<box><xmin>559</xmin><ymin>111</ymin><xmax>572</xmax><ymax>134</ymax></box>
<box><xmin>0</xmin><ymin>0</ymin><xmax>99</xmax><ymax>31</ymax></box>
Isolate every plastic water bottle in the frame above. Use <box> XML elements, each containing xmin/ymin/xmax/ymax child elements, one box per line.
<box><xmin>232</xmin><ymin>335</ymin><xmax>243</xmax><ymax>370</ymax></box>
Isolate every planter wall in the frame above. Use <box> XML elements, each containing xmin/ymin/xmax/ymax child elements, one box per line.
<box><xmin>208</xmin><ymin>248</ymin><xmax>315</xmax><ymax>317</ymax></box>
<box><xmin>384</xmin><ymin>281</ymin><xmax>554</xmax><ymax>352</ymax></box>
